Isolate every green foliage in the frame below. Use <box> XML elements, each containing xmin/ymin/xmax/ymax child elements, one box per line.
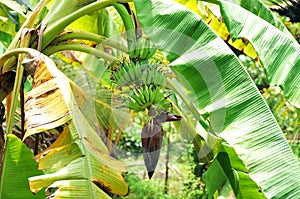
<box><xmin>182</xmin><ymin>148</ymin><xmax>206</xmax><ymax>199</ymax></box>
<box><xmin>119</xmin><ymin>174</ymin><xmax>166</xmax><ymax>199</ymax></box>
<box><xmin>118</xmin><ymin>129</ymin><xmax>142</xmax><ymax>154</ymax></box>
<box><xmin>183</xmin><ymin>176</ymin><xmax>205</xmax><ymax>199</ymax></box>
<box><xmin>239</xmin><ymin>55</ymin><xmax>269</xmax><ymax>90</ymax></box>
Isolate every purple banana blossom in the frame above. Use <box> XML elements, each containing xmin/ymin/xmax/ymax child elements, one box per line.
<box><xmin>142</xmin><ymin>112</ymin><xmax>181</xmax><ymax>179</ymax></box>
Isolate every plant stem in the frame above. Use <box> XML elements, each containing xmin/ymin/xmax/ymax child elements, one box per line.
<box><xmin>164</xmin><ymin>125</ymin><xmax>171</xmax><ymax>194</ymax></box>
<box><xmin>6</xmin><ymin>31</ymin><xmax>32</xmax><ymax>136</ymax></box>
<box><xmin>171</xmin><ymin>103</ymin><xmax>213</xmax><ymax>163</ymax></box>
<box><xmin>107</xmin><ymin>127</ymin><xmax>112</xmax><ymax>154</ymax></box>
<box><xmin>20</xmin><ymin>77</ymin><xmax>25</xmax><ymax>136</ymax></box>
<box><xmin>43</xmin><ymin>42</ymin><xmax>117</xmax><ymax>62</ymax></box>
<box><xmin>6</xmin><ymin>0</ymin><xmax>49</xmax><ymax>51</ymax></box>
<box><xmin>114</xmin><ymin>129</ymin><xmax>123</xmax><ymax>146</ymax></box>
<box><xmin>50</xmin><ymin>30</ymin><xmax>128</xmax><ymax>52</ymax></box>
<box><xmin>166</xmin><ymin>78</ymin><xmax>209</xmax><ymax>131</ymax></box>
<box><xmin>0</xmin><ymin>48</ymin><xmax>34</xmax><ymax>70</ymax></box>
<box><xmin>113</xmin><ymin>3</ymin><xmax>136</xmax><ymax>41</ymax></box>
<box><xmin>42</xmin><ymin>0</ymin><xmax>132</xmax><ymax>49</ymax></box>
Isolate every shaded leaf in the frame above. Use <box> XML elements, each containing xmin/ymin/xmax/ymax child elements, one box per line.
<box><xmin>0</xmin><ymin>0</ymin><xmax>29</xmax><ymax>18</ymax></box>
<box><xmin>221</xmin><ymin>144</ymin><xmax>266</xmax><ymax>198</ymax></box>
<box><xmin>46</xmin><ymin>180</ymin><xmax>111</xmax><ymax>199</ymax></box>
<box><xmin>0</xmin><ymin>31</ymin><xmax>13</xmax><ymax>55</ymax></box>
<box><xmin>203</xmin><ymin>152</ymin><xmax>238</xmax><ymax>198</ymax></box>
<box><xmin>203</xmin><ymin>7</ymin><xmax>259</xmax><ymax>60</ymax></box>
<box><xmin>237</xmin><ymin>171</ymin><xmax>266</xmax><ymax>199</ymax></box>
<box><xmin>0</xmin><ymin>134</ymin><xmax>44</xmax><ymax>198</ymax></box>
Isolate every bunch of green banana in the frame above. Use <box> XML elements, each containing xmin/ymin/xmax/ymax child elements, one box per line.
<box><xmin>112</xmin><ymin>60</ymin><xmax>146</xmax><ymax>87</ymax></box>
<box><xmin>128</xmin><ymin>38</ymin><xmax>157</xmax><ymax>61</ymax></box>
<box><xmin>112</xmin><ymin>59</ymin><xmax>166</xmax><ymax>88</ymax></box>
<box><xmin>128</xmin><ymin>84</ymin><xmax>170</xmax><ymax>112</ymax></box>
<box><xmin>140</xmin><ymin>65</ymin><xmax>166</xmax><ymax>86</ymax></box>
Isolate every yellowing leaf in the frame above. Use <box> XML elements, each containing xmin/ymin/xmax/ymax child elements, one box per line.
<box><xmin>20</xmin><ymin>50</ymin><xmax>128</xmax><ymax>198</ymax></box>
<box><xmin>204</xmin><ymin>7</ymin><xmax>259</xmax><ymax>61</ymax></box>
<box><xmin>175</xmin><ymin>0</ymin><xmax>201</xmax><ymax>15</ymax></box>
<box><xmin>24</xmin><ymin>77</ymin><xmax>72</xmax><ymax>138</ymax></box>
<box><xmin>22</xmin><ymin>52</ymin><xmax>86</xmax><ymax>140</ymax></box>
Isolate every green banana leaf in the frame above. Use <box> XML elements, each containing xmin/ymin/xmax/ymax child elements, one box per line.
<box><xmin>212</xmin><ymin>0</ymin><xmax>300</xmax><ymax>109</ymax></box>
<box><xmin>134</xmin><ymin>0</ymin><xmax>300</xmax><ymax>198</ymax></box>
<box><xmin>236</xmin><ymin>0</ymin><xmax>292</xmax><ymax>37</ymax></box>
<box><xmin>0</xmin><ymin>134</ymin><xmax>44</xmax><ymax>198</ymax></box>
<box><xmin>205</xmin><ymin>0</ymin><xmax>293</xmax><ymax>37</ymax></box>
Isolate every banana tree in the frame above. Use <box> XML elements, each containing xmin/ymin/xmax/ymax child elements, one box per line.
<box><xmin>0</xmin><ymin>0</ymin><xmax>299</xmax><ymax>198</ymax></box>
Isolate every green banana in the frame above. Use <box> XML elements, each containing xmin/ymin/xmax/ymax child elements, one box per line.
<box><xmin>155</xmin><ymin>70</ymin><xmax>166</xmax><ymax>86</ymax></box>
<box><xmin>141</xmin><ymin>70</ymin><xmax>148</xmax><ymax>86</ymax></box>
<box><xmin>134</xmin><ymin>38</ymin><xmax>143</xmax><ymax>60</ymax></box>
<box><xmin>150</xmin><ymin>69</ymin><xmax>156</xmax><ymax>85</ymax></box>
<box><xmin>143</xmin><ymin>85</ymin><xmax>150</xmax><ymax>103</ymax></box>
<box><xmin>123</xmin><ymin>61</ymin><xmax>130</xmax><ymax>72</ymax></box>
<box><xmin>128</xmin><ymin>40</ymin><xmax>136</xmax><ymax>60</ymax></box>
<box><xmin>135</xmin><ymin>65</ymin><xmax>143</xmax><ymax>86</ymax></box>
<box><xmin>130</xmin><ymin>91</ymin><xmax>144</xmax><ymax>106</ymax></box>
<box><xmin>138</xmin><ymin>87</ymin><xmax>147</xmax><ymax>104</ymax></box>
<box><xmin>145</xmin><ymin>46</ymin><xmax>157</xmax><ymax>59</ymax></box>
<box><xmin>148</xmin><ymin>84</ymin><xmax>157</xmax><ymax>103</ymax></box>
<box><xmin>153</xmin><ymin>88</ymin><xmax>163</xmax><ymax>104</ymax></box>
<box><xmin>128</xmin><ymin>98</ymin><xmax>141</xmax><ymax>111</ymax></box>
<box><xmin>140</xmin><ymin>38</ymin><xmax>150</xmax><ymax>60</ymax></box>
<box><xmin>145</xmin><ymin>69</ymin><xmax>152</xmax><ymax>85</ymax></box>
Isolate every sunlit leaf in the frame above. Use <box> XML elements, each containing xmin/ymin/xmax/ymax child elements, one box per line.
<box><xmin>134</xmin><ymin>0</ymin><xmax>300</xmax><ymax>198</ymax></box>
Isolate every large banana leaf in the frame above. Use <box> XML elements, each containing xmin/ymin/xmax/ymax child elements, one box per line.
<box><xmin>20</xmin><ymin>50</ymin><xmax>128</xmax><ymax>198</ymax></box>
<box><xmin>211</xmin><ymin>0</ymin><xmax>300</xmax><ymax>109</ymax></box>
<box><xmin>207</xmin><ymin>0</ymin><xmax>293</xmax><ymax>37</ymax></box>
<box><xmin>0</xmin><ymin>134</ymin><xmax>44</xmax><ymax>198</ymax></box>
<box><xmin>234</xmin><ymin>0</ymin><xmax>293</xmax><ymax>37</ymax></box>
<box><xmin>134</xmin><ymin>0</ymin><xmax>300</xmax><ymax>198</ymax></box>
